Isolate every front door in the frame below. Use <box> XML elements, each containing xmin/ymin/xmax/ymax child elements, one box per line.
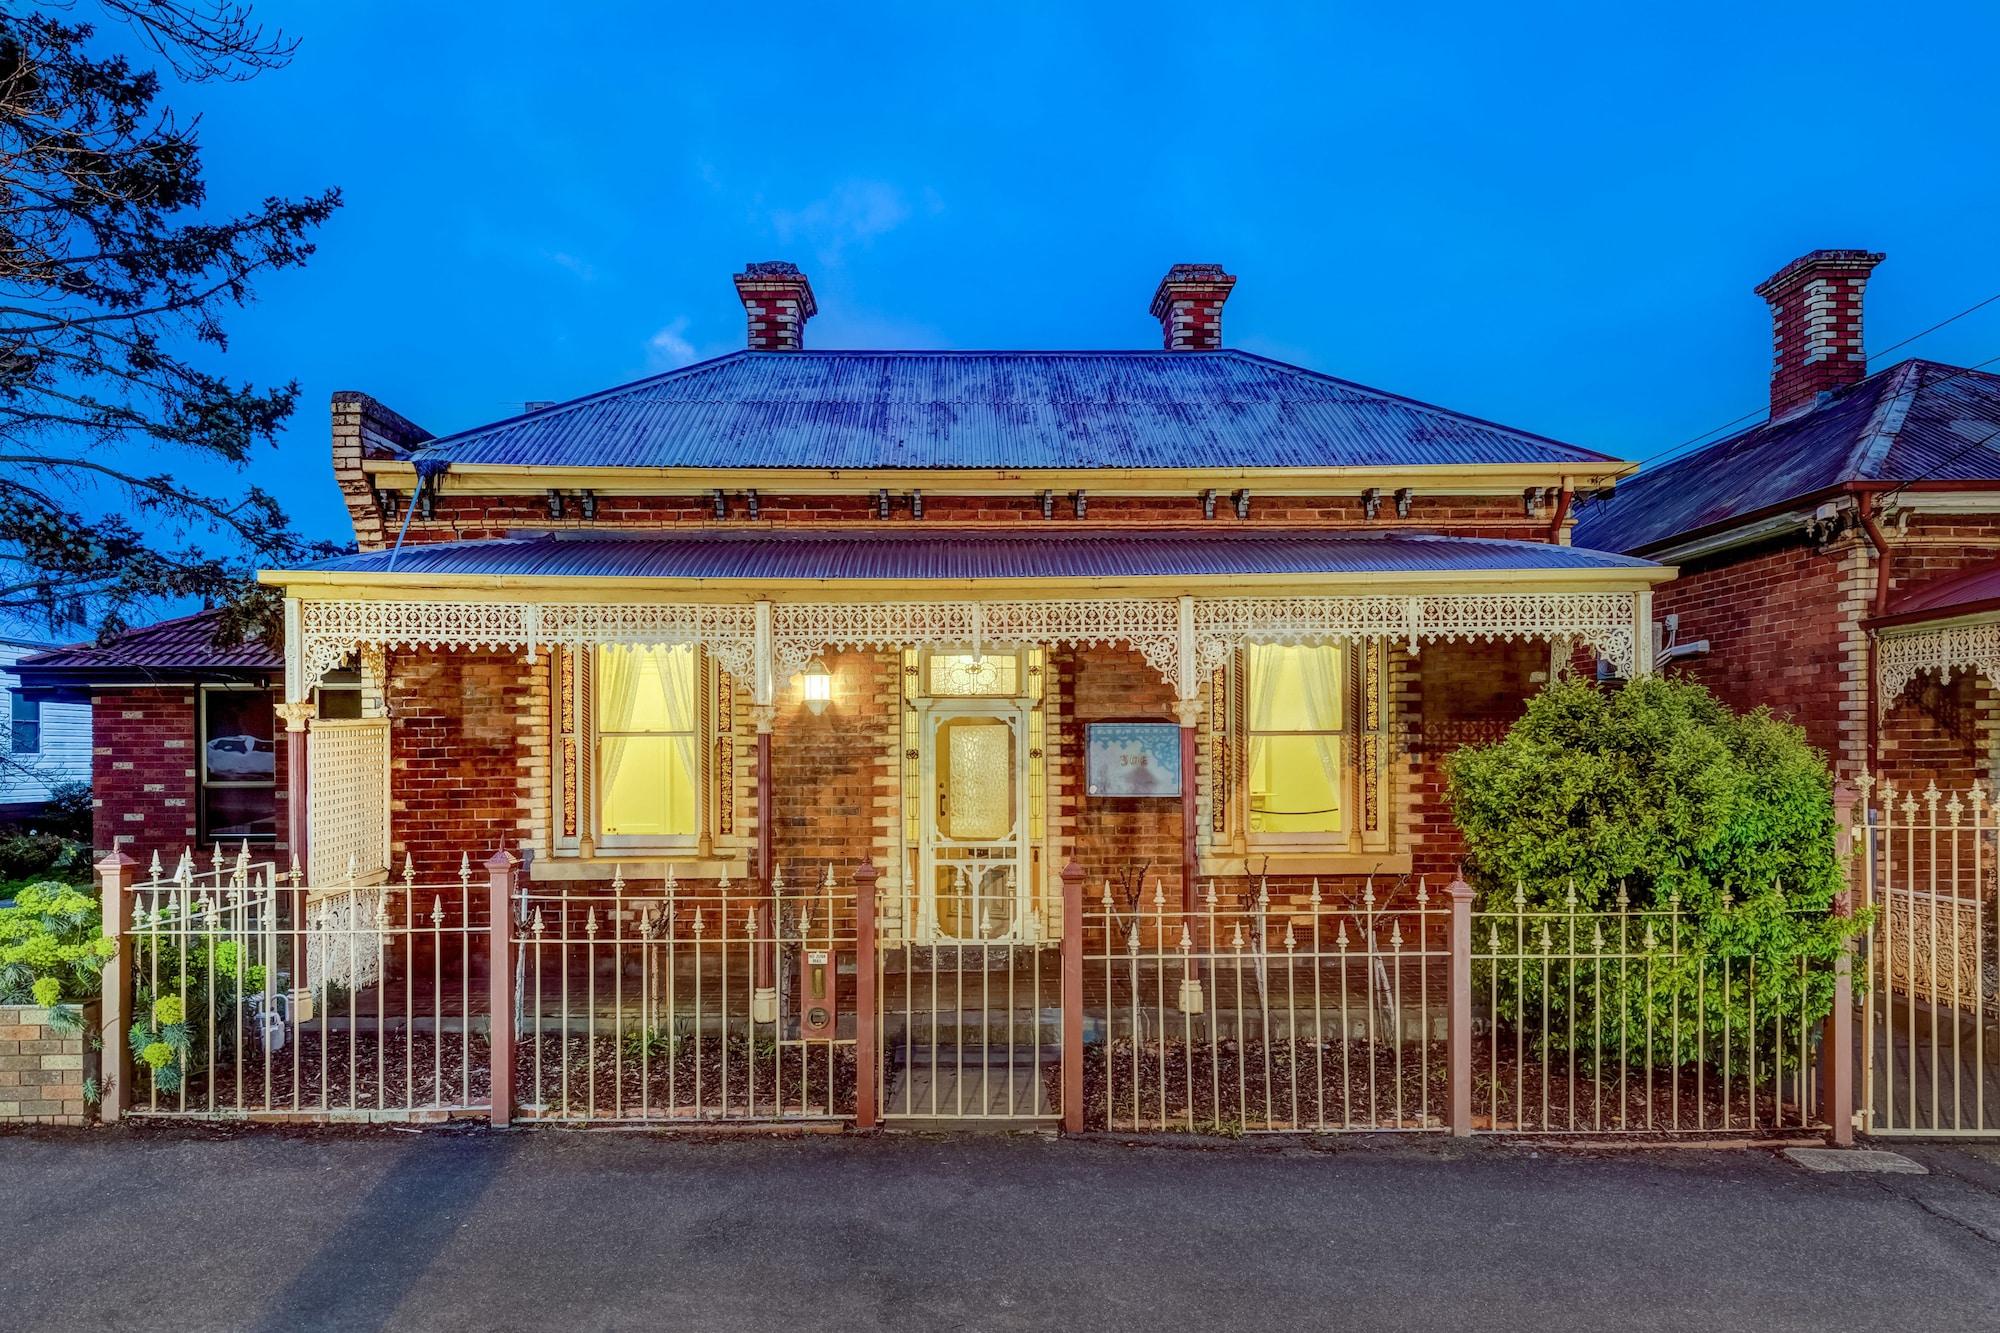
<box><xmin>918</xmin><ymin>702</ymin><xmax>1032</xmax><ymax>944</ymax></box>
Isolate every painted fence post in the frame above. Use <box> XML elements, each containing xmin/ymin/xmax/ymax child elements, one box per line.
<box><xmin>1061</xmin><ymin>859</ymin><xmax>1085</xmax><ymax>1134</ymax></box>
<box><xmin>485</xmin><ymin>850</ymin><xmax>517</xmax><ymax>1127</ymax></box>
<box><xmin>95</xmin><ymin>851</ymin><xmax>137</xmax><ymax>1124</ymax></box>
<box><xmin>1446</xmin><ymin>875</ymin><xmax>1475</xmax><ymax>1137</ymax></box>
<box><xmin>853</xmin><ymin>860</ymin><xmax>879</xmax><ymax>1130</ymax></box>
<box><xmin>1821</xmin><ymin>783</ymin><xmax>1858</xmax><ymax>1147</ymax></box>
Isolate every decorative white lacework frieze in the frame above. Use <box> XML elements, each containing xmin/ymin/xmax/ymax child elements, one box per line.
<box><xmin>770</xmin><ymin>599</ymin><xmax>1184</xmax><ymax>686</ymax></box>
<box><xmin>1877</xmin><ymin>620</ymin><xmax>2000</xmax><ymax>714</ymax></box>
<box><xmin>294</xmin><ymin>591</ymin><xmax>1645</xmax><ymax>698</ymax></box>
<box><xmin>303</xmin><ymin>883</ymin><xmax>386</xmax><ymax>996</ymax></box>
<box><xmin>1194</xmin><ymin>592</ymin><xmax>1639</xmax><ymax>678</ymax></box>
<box><xmin>296</xmin><ymin>600</ymin><xmax>758</xmax><ymax>687</ymax></box>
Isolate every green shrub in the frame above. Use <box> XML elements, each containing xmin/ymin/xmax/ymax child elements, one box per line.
<box><xmin>127</xmin><ymin>914</ymin><xmax>269</xmax><ymax>1099</ymax></box>
<box><xmin>0</xmin><ymin>880</ymin><xmax>113</xmax><ymax>1037</ymax></box>
<box><xmin>0</xmin><ymin>881</ymin><xmax>114</xmax><ymax>1012</ymax></box>
<box><xmin>0</xmin><ymin>832</ymin><xmax>71</xmax><ymax>882</ymax></box>
<box><xmin>1446</xmin><ymin>676</ymin><xmax>1863</xmax><ymax>1069</ymax></box>
<box><xmin>32</xmin><ymin>782</ymin><xmax>93</xmax><ymax>842</ymax></box>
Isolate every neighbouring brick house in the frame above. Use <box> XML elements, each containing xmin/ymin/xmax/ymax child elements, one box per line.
<box><xmin>1574</xmin><ymin>248</ymin><xmax>2000</xmax><ymax>795</ymax></box>
<box><xmin>12</xmin><ymin>613</ymin><xmax>363</xmax><ymax>868</ymax></box>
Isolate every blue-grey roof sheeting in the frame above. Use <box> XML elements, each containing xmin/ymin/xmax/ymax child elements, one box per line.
<box><xmin>408</xmin><ymin>350</ymin><xmax>1620</xmax><ymax>472</ymax></box>
<box><xmin>1573</xmin><ymin>359</ymin><xmax>2000</xmax><ymax>555</ymax></box>
<box><xmin>303</xmin><ymin>529</ymin><xmax>1657</xmax><ymax>582</ymax></box>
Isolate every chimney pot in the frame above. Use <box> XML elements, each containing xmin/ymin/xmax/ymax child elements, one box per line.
<box><xmin>1150</xmin><ymin>263</ymin><xmax>1237</xmax><ymax>351</ymax></box>
<box><xmin>1754</xmin><ymin>249</ymin><xmax>1884</xmax><ymax>418</ymax></box>
<box><xmin>733</xmin><ymin>261</ymin><xmax>818</xmax><ymax>352</ymax></box>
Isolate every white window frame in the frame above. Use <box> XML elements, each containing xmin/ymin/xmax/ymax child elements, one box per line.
<box><xmin>1239</xmin><ymin>642</ymin><xmax>1356</xmax><ymax>853</ymax></box>
<box><xmin>586</xmin><ymin>644</ymin><xmax>710</xmax><ymax>853</ymax></box>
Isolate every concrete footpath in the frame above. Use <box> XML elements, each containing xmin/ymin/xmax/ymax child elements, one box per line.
<box><xmin>3</xmin><ymin>1126</ymin><xmax>1998</xmax><ymax>1332</ymax></box>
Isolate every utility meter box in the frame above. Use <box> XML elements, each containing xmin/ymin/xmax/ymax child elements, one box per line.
<box><xmin>799</xmin><ymin>948</ymin><xmax>839</xmax><ymax>1040</ymax></box>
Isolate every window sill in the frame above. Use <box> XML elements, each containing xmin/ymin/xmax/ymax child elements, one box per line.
<box><xmin>530</xmin><ymin>854</ymin><xmax>745</xmax><ymax>884</ymax></box>
<box><xmin>1198</xmin><ymin>851</ymin><xmax>1412</xmax><ymax>878</ymax></box>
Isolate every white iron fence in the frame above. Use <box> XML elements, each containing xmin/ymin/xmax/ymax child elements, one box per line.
<box><xmin>1857</xmin><ymin>778</ymin><xmax>2000</xmax><ymax>1136</ymax></box>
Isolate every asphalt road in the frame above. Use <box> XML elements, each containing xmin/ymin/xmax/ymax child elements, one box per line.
<box><xmin>4</xmin><ymin>1126</ymin><xmax>1999</xmax><ymax>1332</ymax></box>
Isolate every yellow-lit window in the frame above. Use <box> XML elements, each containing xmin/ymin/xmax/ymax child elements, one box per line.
<box><xmin>1245</xmin><ymin>643</ymin><xmax>1345</xmax><ymax>841</ymax></box>
<box><xmin>595</xmin><ymin>644</ymin><xmax>699</xmax><ymax>842</ymax></box>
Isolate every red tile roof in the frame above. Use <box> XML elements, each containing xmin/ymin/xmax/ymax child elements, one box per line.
<box><xmin>14</xmin><ymin>609</ymin><xmax>280</xmax><ymax>678</ymax></box>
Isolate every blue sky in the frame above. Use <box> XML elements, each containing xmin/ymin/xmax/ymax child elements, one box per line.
<box><xmin>157</xmin><ymin>0</ymin><xmax>2000</xmax><ymax>545</ymax></box>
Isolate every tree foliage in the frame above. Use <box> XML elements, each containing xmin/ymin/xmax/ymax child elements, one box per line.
<box><xmin>1446</xmin><ymin>677</ymin><xmax>1862</xmax><ymax>1071</ymax></box>
<box><xmin>0</xmin><ymin>1</ymin><xmax>342</xmax><ymax>645</ymax></box>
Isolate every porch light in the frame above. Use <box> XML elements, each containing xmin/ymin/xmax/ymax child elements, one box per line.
<box><xmin>802</xmin><ymin>657</ymin><xmax>833</xmax><ymax>715</ymax></box>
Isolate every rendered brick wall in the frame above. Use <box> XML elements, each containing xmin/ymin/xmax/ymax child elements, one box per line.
<box><xmin>90</xmin><ymin>686</ymin><xmax>291</xmax><ymax>870</ymax></box>
<box><xmin>1654</xmin><ymin>514</ymin><xmax>2000</xmax><ymax>784</ymax></box>
<box><xmin>386</xmin><ymin>648</ymin><xmax>538</xmax><ymax>881</ymax></box>
<box><xmin>1649</xmin><ymin>535</ymin><xmax>1868</xmax><ymax>774</ymax></box>
<box><xmin>768</xmin><ymin>649</ymin><xmax>897</xmax><ymax>892</ymax></box>
<box><xmin>0</xmin><ymin>1003</ymin><xmax>97</xmax><ymax>1124</ymax></box>
<box><xmin>1405</xmin><ymin>638</ymin><xmax>1545</xmax><ymax>879</ymax></box>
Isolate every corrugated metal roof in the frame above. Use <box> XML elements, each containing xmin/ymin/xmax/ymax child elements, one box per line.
<box><xmin>302</xmin><ymin>528</ymin><xmax>1657</xmax><ymax>582</ymax></box>
<box><xmin>15</xmin><ymin>610</ymin><xmax>280</xmax><ymax>677</ymax></box>
<box><xmin>1574</xmin><ymin>359</ymin><xmax>2000</xmax><ymax>555</ymax></box>
<box><xmin>407</xmin><ymin>350</ymin><xmax>1619</xmax><ymax>473</ymax></box>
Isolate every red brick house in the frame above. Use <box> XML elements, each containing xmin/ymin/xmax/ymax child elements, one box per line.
<box><xmin>259</xmin><ymin>262</ymin><xmax>1655</xmax><ymax>904</ymax></box>
<box><xmin>13</xmin><ymin>613</ymin><xmax>337</xmax><ymax>867</ymax></box>
<box><xmin>1574</xmin><ymin>249</ymin><xmax>2000</xmax><ymax>794</ymax></box>
<box><xmin>79</xmin><ymin>262</ymin><xmax>1687</xmax><ymax>1131</ymax></box>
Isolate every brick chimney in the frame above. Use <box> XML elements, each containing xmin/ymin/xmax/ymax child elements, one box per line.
<box><xmin>1754</xmin><ymin>249</ymin><xmax>1885</xmax><ymax>417</ymax></box>
<box><xmin>1150</xmin><ymin>263</ymin><xmax>1238</xmax><ymax>350</ymax></box>
<box><xmin>733</xmin><ymin>261</ymin><xmax>817</xmax><ymax>351</ymax></box>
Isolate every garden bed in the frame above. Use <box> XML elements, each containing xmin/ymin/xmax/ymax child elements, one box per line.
<box><xmin>1073</xmin><ymin>1036</ymin><xmax>1815</xmax><ymax>1135</ymax></box>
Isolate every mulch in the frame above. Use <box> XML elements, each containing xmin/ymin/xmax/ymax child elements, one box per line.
<box><xmin>1074</xmin><ymin>1036</ymin><xmax>1815</xmax><ymax>1135</ymax></box>
<box><xmin>148</xmin><ymin>1030</ymin><xmax>492</xmax><ymax>1115</ymax></box>
<box><xmin>512</xmin><ymin>1032</ymin><xmax>856</xmax><ymax>1121</ymax></box>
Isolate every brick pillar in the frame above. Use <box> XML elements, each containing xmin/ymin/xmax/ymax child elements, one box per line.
<box><xmin>1060</xmin><ymin>859</ymin><xmax>1085</xmax><ymax>1133</ymax></box>
<box><xmin>853</xmin><ymin>860</ymin><xmax>879</xmax><ymax>1130</ymax></box>
<box><xmin>95</xmin><ymin>851</ymin><xmax>136</xmax><ymax>1123</ymax></box>
<box><xmin>1446</xmin><ymin>876</ymin><xmax>1475</xmax><ymax>1137</ymax></box>
<box><xmin>485</xmin><ymin>850</ymin><xmax>517</xmax><ymax>1127</ymax></box>
<box><xmin>1821</xmin><ymin>783</ymin><xmax>1858</xmax><ymax>1145</ymax></box>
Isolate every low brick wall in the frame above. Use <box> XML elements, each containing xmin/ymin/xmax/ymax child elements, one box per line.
<box><xmin>0</xmin><ymin>1002</ymin><xmax>99</xmax><ymax>1125</ymax></box>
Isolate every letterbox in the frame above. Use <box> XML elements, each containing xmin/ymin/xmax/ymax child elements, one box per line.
<box><xmin>799</xmin><ymin>947</ymin><xmax>839</xmax><ymax>1040</ymax></box>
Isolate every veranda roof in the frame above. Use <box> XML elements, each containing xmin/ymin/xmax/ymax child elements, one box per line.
<box><xmin>1872</xmin><ymin>557</ymin><xmax>2000</xmax><ymax>629</ymax></box>
<box><xmin>285</xmin><ymin>528</ymin><xmax>1661</xmax><ymax>587</ymax></box>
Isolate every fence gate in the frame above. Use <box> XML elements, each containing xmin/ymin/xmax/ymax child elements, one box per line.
<box><xmin>874</xmin><ymin>879</ymin><xmax>1063</xmax><ymax>1125</ymax></box>
<box><xmin>1857</xmin><ymin>779</ymin><xmax>2000</xmax><ymax>1136</ymax></box>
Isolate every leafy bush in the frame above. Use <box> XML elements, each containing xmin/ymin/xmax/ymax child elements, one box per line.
<box><xmin>0</xmin><ymin>881</ymin><xmax>113</xmax><ymax>1004</ymax></box>
<box><xmin>1446</xmin><ymin>677</ymin><xmax>1862</xmax><ymax>1069</ymax></box>
<box><xmin>32</xmin><ymin>781</ymin><xmax>93</xmax><ymax>842</ymax></box>
<box><xmin>127</xmin><ymin>913</ymin><xmax>269</xmax><ymax>1099</ymax></box>
<box><xmin>0</xmin><ymin>832</ymin><xmax>72</xmax><ymax>882</ymax></box>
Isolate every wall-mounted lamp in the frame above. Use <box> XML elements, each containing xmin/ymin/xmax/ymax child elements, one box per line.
<box><xmin>802</xmin><ymin>657</ymin><xmax>833</xmax><ymax>716</ymax></box>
